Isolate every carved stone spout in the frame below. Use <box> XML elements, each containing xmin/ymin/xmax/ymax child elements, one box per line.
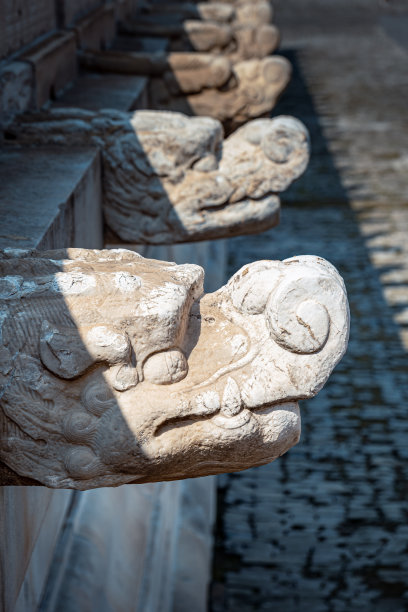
<box><xmin>7</xmin><ymin>110</ymin><xmax>309</xmax><ymax>244</ymax></box>
<box><xmin>79</xmin><ymin>51</ymin><xmax>290</xmax><ymax>128</ymax></box>
<box><xmin>0</xmin><ymin>248</ymin><xmax>349</xmax><ymax>489</ymax></box>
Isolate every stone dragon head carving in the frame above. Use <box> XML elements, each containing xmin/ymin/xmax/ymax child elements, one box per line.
<box><xmin>7</xmin><ymin>109</ymin><xmax>309</xmax><ymax>244</ymax></box>
<box><xmin>79</xmin><ymin>50</ymin><xmax>291</xmax><ymax>129</ymax></box>
<box><xmin>149</xmin><ymin>56</ymin><xmax>292</xmax><ymax>130</ymax></box>
<box><xmin>0</xmin><ymin>248</ymin><xmax>349</xmax><ymax>489</ymax></box>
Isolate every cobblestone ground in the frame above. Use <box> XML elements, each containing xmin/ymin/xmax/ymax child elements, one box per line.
<box><xmin>210</xmin><ymin>2</ymin><xmax>408</xmax><ymax>610</ymax></box>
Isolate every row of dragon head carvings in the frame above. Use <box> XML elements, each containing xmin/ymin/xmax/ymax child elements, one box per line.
<box><xmin>0</xmin><ymin>3</ymin><xmax>349</xmax><ymax>489</ymax></box>
<box><xmin>82</xmin><ymin>0</ymin><xmax>289</xmax><ymax>128</ymax></box>
<box><xmin>0</xmin><ymin>248</ymin><xmax>349</xmax><ymax>489</ymax></box>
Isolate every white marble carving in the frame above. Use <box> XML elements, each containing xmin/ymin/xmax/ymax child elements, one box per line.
<box><xmin>7</xmin><ymin>110</ymin><xmax>309</xmax><ymax>243</ymax></box>
<box><xmin>0</xmin><ymin>248</ymin><xmax>349</xmax><ymax>489</ymax></box>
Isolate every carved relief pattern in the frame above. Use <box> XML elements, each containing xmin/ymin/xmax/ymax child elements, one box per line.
<box><xmin>0</xmin><ymin>248</ymin><xmax>349</xmax><ymax>489</ymax></box>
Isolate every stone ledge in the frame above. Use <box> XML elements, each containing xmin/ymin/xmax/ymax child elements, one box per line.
<box><xmin>18</xmin><ymin>31</ymin><xmax>77</xmax><ymax>108</ymax></box>
<box><xmin>0</xmin><ymin>146</ymin><xmax>103</xmax><ymax>250</ymax></box>
<box><xmin>71</xmin><ymin>4</ymin><xmax>117</xmax><ymax>51</ymax></box>
<box><xmin>54</xmin><ymin>70</ymin><xmax>148</xmax><ymax>111</ymax></box>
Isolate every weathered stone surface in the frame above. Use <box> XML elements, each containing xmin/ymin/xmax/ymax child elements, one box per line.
<box><xmin>0</xmin><ymin>248</ymin><xmax>349</xmax><ymax>489</ymax></box>
<box><xmin>150</xmin><ymin>2</ymin><xmax>237</xmax><ymax>24</ymax></box>
<box><xmin>80</xmin><ymin>49</ymin><xmax>231</xmax><ymax>93</ymax></box>
<box><xmin>7</xmin><ymin>109</ymin><xmax>308</xmax><ymax>243</ymax></box>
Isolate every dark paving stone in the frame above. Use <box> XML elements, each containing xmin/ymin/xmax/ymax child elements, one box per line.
<box><xmin>210</xmin><ymin>1</ymin><xmax>408</xmax><ymax>610</ymax></box>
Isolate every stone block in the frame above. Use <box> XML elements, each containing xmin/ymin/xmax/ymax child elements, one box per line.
<box><xmin>171</xmin><ymin>477</ymin><xmax>216</xmax><ymax>612</ymax></box>
<box><xmin>0</xmin><ymin>146</ymin><xmax>103</xmax><ymax>250</ymax></box>
<box><xmin>0</xmin><ymin>0</ymin><xmax>56</xmax><ymax>60</ymax></box>
<box><xmin>19</xmin><ymin>31</ymin><xmax>77</xmax><ymax>108</ymax></box>
<box><xmin>0</xmin><ymin>61</ymin><xmax>33</xmax><ymax>128</ymax></box>
<box><xmin>72</xmin><ymin>5</ymin><xmax>117</xmax><ymax>51</ymax></box>
<box><xmin>41</xmin><ymin>486</ymin><xmax>158</xmax><ymax>611</ymax></box>
<box><xmin>55</xmin><ymin>71</ymin><xmax>148</xmax><ymax>111</ymax></box>
<box><xmin>56</xmin><ymin>0</ymin><xmax>105</xmax><ymax>27</ymax></box>
<box><xmin>0</xmin><ymin>139</ymin><xmax>103</xmax><ymax>612</ymax></box>
<box><xmin>0</xmin><ymin>487</ymin><xmax>73</xmax><ymax>612</ymax></box>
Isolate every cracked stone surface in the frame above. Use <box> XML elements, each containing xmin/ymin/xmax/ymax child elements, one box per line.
<box><xmin>210</xmin><ymin>0</ymin><xmax>408</xmax><ymax>610</ymax></box>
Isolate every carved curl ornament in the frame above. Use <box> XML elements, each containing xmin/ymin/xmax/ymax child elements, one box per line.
<box><xmin>0</xmin><ymin>248</ymin><xmax>349</xmax><ymax>489</ymax></box>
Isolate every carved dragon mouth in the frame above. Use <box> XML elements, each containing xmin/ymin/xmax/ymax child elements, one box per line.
<box><xmin>154</xmin><ymin>376</ymin><xmax>252</xmax><ymax>435</ymax></box>
<box><xmin>154</xmin><ymin>369</ymin><xmax>301</xmax><ymax>439</ymax></box>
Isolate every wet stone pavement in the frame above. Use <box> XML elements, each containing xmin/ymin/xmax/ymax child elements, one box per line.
<box><xmin>210</xmin><ymin>1</ymin><xmax>408</xmax><ymax>610</ymax></box>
